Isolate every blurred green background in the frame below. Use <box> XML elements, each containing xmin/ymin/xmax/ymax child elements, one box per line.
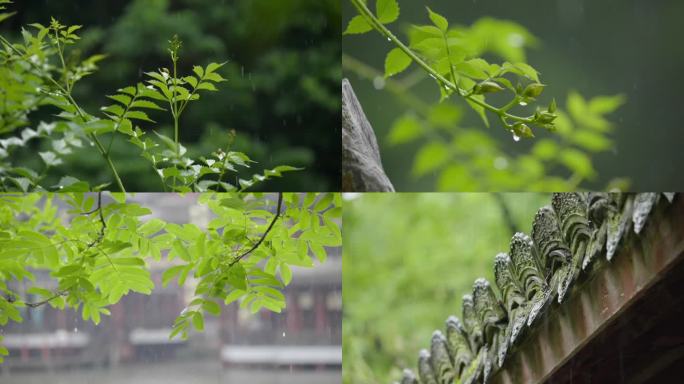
<box><xmin>342</xmin><ymin>192</ymin><xmax>549</xmax><ymax>384</ymax></box>
<box><xmin>343</xmin><ymin>0</ymin><xmax>684</xmax><ymax>191</ymax></box>
<box><xmin>1</xmin><ymin>0</ymin><xmax>341</xmax><ymax>191</ymax></box>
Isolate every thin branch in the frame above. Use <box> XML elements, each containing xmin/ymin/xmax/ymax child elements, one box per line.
<box><xmin>86</xmin><ymin>192</ymin><xmax>107</xmax><ymax>248</ymax></box>
<box><xmin>23</xmin><ymin>289</ymin><xmax>69</xmax><ymax>308</ymax></box>
<box><xmin>228</xmin><ymin>193</ymin><xmax>284</xmax><ymax>267</ymax></box>
<box><xmin>349</xmin><ymin>0</ymin><xmax>535</xmax><ymax>125</ymax></box>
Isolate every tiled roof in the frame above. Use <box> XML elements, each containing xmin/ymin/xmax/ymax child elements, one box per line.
<box><xmin>394</xmin><ymin>192</ymin><xmax>678</xmax><ymax>384</ymax></box>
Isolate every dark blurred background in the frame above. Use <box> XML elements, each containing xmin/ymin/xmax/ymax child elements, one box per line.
<box><xmin>343</xmin><ymin>0</ymin><xmax>684</xmax><ymax>191</ymax></box>
<box><xmin>2</xmin><ymin>0</ymin><xmax>341</xmax><ymax>191</ymax></box>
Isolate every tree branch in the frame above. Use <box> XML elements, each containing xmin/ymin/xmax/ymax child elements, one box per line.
<box><xmin>228</xmin><ymin>192</ymin><xmax>284</xmax><ymax>267</ymax></box>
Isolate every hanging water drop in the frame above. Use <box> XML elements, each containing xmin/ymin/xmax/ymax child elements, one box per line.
<box><xmin>386</xmin><ymin>37</ymin><xmax>391</xmax><ymax>42</ymax></box>
<box><xmin>512</xmin><ymin>134</ymin><xmax>520</xmax><ymax>142</ymax></box>
<box><xmin>518</xmin><ymin>101</ymin><xmax>528</xmax><ymax>106</ymax></box>
<box><xmin>282</xmin><ymin>332</ymin><xmax>286</xmax><ymax>338</ymax></box>
<box><xmin>73</xmin><ymin>327</ymin><xmax>78</xmax><ymax>333</ymax></box>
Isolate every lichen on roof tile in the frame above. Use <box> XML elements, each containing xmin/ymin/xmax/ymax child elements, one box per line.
<box><xmin>393</xmin><ymin>192</ymin><xmax>678</xmax><ymax>384</ymax></box>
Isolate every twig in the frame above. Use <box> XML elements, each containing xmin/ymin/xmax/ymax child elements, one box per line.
<box><xmin>228</xmin><ymin>193</ymin><xmax>284</xmax><ymax>267</ymax></box>
<box><xmin>23</xmin><ymin>289</ymin><xmax>70</xmax><ymax>308</ymax></box>
<box><xmin>86</xmin><ymin>192</ymin><xmax>107</xmax><ymax>248</ymax></box>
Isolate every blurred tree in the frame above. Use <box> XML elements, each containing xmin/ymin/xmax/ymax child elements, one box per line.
<box><xmin>342</xmin><ymin>193</ymin><xmax>549</xmax><ymax>384</ymax></box>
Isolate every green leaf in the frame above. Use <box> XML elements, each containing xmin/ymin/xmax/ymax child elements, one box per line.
<box><xmin>588</xmin><ymin>94</ymin><xmax>625</xmax><ymax>114</ymax></box>
<box><xmin>192</xmin><ymin>66</ymin><xmax>204</xmax><ymax>78</ymax></box>
<box><xmin>227</xmin><ymin>263</ymin><xmax>247</xmax><ymax>290</ymax></box>
<box><xmin>183</xmin><ymin>76</ymin><xmax>198</xmax><ymax>88</ymax></box>
<box><xmin>205</xmin><ymin>62</ymin><xmax>225</xmax><ymax>74</ymax></box>
<box><xmin>513</xmin><ymin>62</ymin><xmax>539</xmax><ymax>82</ymax></box>
<box><xmin>344</xmin><ymin>15</ymin><xmax>372</xmax><ymax>35</ymax></box>
<box><xmin>108</xmin><ymin>193</ymin><xmax>125</xmax><ymax>204</ymax></box>
<box><xmin>426</xmin><ymin>7</ymin><xmax>448</xmax><ymax>32</ymax></box>
<box><xmin>224</xmin><ymin>289</ymin><xmax>246</xmax><ymax>305</ymax></box>
<box><xmin>388</xmin><ymin>114</ymin><xmax>422</xmax><ymax>145</ymax></box>
<box><xmin>280</xmin><ymin>263</ymin><xmax>292</xmax><ymax>285</ymax></box>
<box><xmin>118</xmin><ymin>86</ymin><xmax>137</xmax><ymax>96</ymax></box>
<box><xmin>377</xmin><ymin>0</ymin><xmax>399</xmax><ymax>24</ymax></box>
<box><xmin>455</xmin><ymin>59</ymin><xmax>490</xmax><ymax>80</ymax></box>
<box><xmin>139</xmin><ymin>218</ymin><xmax>166</xmax><ymax>236</ymax></box>
<box><xmin>130</xmin><ymin>100</ymin><xmax>165</xmax><ymax>111</ymax></box>
<box><xmin>204</xmin><ymin>72</ymin><xmax>226</xmax><ymax>83</ymax></box>
<box><xmin>111</xmin><ymin>257</ymin><xmax>145</xmax><ymax>266</ymax></box>
<box><xmin>101</xmin><ymin>104</ymin><xmax>125</xmax><ymax>117</ymax></box>
<box><xmin>192</xmin><ymin>311</ymin><xmax>204</xmax><ymax>331</ymax></box>
<box><xmin>413</xmin><ymin>142</ymin><xmax>449</xmax><ymax>177</ymax></box>
<box><xmin>202</xmin><ymin>300</ymin><xmax>221</xmax><ymax>316</ymax></box>
<box><xmin>172</xmin><ymin>240</ymin><xmax>192</xmax><ymax>262</ymax></box>
<box><xmin>196</xmin><ymin>82</ymin><xmax>218</xmax><ymax>91</ymax></box>
<box><xmin>125</xmin><ymin>110</ymin><xmax>155</xmax><ymax>123</ymax></box>
<box><xmin>560</xmin><ymin>149</ymin><xmax>595</xmax><ymax>178</ymax></box>
<box><xmin>106</xmin><ymin>94</ymin><xmax>132</xmax><ymax>106</ymax></box>
<box><xmin>571</xmin><ymin>130</ymin><xmax>612</xmax><ymax>152</ymax></box>
<box><xmin>531</xmin><ymin>139</ymin><xmax>558</xmax><ymax>160</ymax></box>
<box><xmin>54</xmin><ymin>176</ymin><xmax>90</xmax><ymax>192</ymax></box>
<box><xmin>39</xmin><ymin>151</ymin><xmax>62</xmax><ymax>167</ymax></box>
<box><xmin>314</xmin><ymin>193</ymin><xmax>334</xmax><ymax>212</ymax></box>
<box><xmin>384</xmin><ymin>47</ymin><xmax>412</xmax><ymax>78</ymax></box>
<box><xmin>162</xmin><ymin>265</ymin><xmax>185</xmax><ymax>287</ymax></box>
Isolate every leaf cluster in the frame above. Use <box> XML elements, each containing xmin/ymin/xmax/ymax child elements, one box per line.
<box><xmin>0</xmin><ymin>192</ymin><xmax>342</xmax><ymax>359</ymax></box>
<box><xmin>0</xmin><ymin>5</ymin><xmax>298</xmax><ymax>192</ymax></box>
<box><xmin>343</xmin><ymin>0</ymin><xmax>627</xmax><ymax>191</ymax></box>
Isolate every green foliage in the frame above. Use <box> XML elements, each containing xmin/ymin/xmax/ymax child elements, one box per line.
<box><xmin>342</xmin><ymin>193</ymin><xmax>549</xmax><ymax>384</ymax></box>
<box><xmin>344</xmin><ymin>0</ymin><xmax>627</xmax><ymax>191</ymax></box>
<box><xmin>0</xmin><ymin>192</ymin><xmax>342</xmax><ymax>359</ymax></box>
<box><xmin>3</xmin><ymin>0</ymin><xmax>341</xmax><ymax>191</ymax></box>
<box><xmin>0</xmin><ymin>4</ymin><xmax>298</xmax><ymax>192</ymax></box>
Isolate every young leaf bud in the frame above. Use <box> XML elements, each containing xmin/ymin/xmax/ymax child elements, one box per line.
<box><xmin>539</xmin><ymin>123</ymin><xmax>556</xmax><ymax>132</ymax></box>
<box><xmin>536</xmin><ymin>111</ymin><xmax>557</xmax><ymax>124</ymax></box>
<box><xmin>512</xmin><ymin>123</ymin><xmax>534</xmax><ymax>138</ymax></box>
<box><xmin>473</xmin><ymin>81</ymin><xmax>504</xmax><ymax>95</ymax></box>
<box><xmin>548</xmin><ymin>98</ymin><xmax>557</xmax><ymax>113</ymax></box>
<box><xmin>522</xmin><ymin>83</ymin><xmax>545</xmax><ymax>98</ymax></box>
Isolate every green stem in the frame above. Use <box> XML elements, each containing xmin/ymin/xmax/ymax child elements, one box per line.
<box><xmin>172</xmin><ymin>59</ymin><xmax>180</xmax><ymax>157</ymax></box>
<box><xmin>91</xmin><ymin>134</ymin><xmax>125</xmax><ymax>192</ymax></box>
<box><xmin>350</xmin><ymin>0</ymin><xmax>534</xmax><ymax>125</ymax></box>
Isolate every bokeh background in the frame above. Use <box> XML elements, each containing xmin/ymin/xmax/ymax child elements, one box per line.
<box><xmin>342</xmin><ymin>192</ymin><xmax>549</xmax><ymax>384</ymax></box>
<box><xmin>343</xmin><ymin>0</ymin><xmax>684</xmax><ymax>191</ymax></box>
<box><xmin>1</xmin><ymin>0</ymin><xmax>341</xmax><ymax>191</ymax></box>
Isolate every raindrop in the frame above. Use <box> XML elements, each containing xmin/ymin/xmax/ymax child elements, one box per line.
<box><xmin>494</xmin><ymin>157</ymin><xmax>508</xmax><ymax>170</ymax></box>
<box><xmin>518</xmin><ymin>101</ymin><xmax>528</xmax><ymax>106</ymax></box>
<box><xmin>507</xmin><ymin>34</ymin><xmax>524</xmax><ymax>48</ymax></box>
<box><xmin>282</xmin><ymin>332</ymin><xmax>286</xmax><ymax>338</ymax></box>
<box><xmin>512</xmin><ymin>134</ymin><xmax>520</xmax><ymax>142</ymax></box>
<box><xmin>386</xmin><ymin>37</ymin><xmax>391</xmax><ymax>42</ymax></box>
<box><xmin>73</xmin><ymin>327</ymin><xmax>78</xmax><ymax>333</ymax></box>
<box><xmin>372</xmin><ymin>76</ymin><xmax>385</xmax><ymax>90</ymax></box>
